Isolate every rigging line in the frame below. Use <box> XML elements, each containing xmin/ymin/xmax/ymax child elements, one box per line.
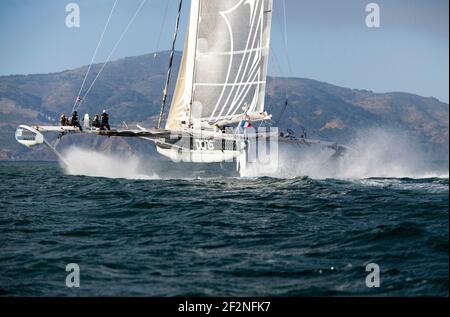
<box><xmin>72</xmin><ymin>0</ymin><xmax>118</xmax><ymax>113</ymax></box>
<box><xmin>272</xmin><ymin>2</ymin><xmax>286</xmax><ymax>74</ymax></box>
<box><xmin>153</xmin><ymin>0</ymin><xmax>171</xmax><ymax>62</ymax></box>
<box><xmin>272</xmin><ymin>0</ymin><xmax>292</xmax><ymax>77</ymax></box>
<box><xmin>276</xmin><ymin>99</ymin><xmax>289</xmax><ymax>125</ymax></box>
<box><xmin>269</xmin><ymin>46</ymin><xmax>290</xmax><ymax>125</ymax></box>
<box><xmin>77</xmin><ymin>0</ymin><xmax>149</xmax><ymax>111</ymax></box>
<box><xmin>267</xmin><ymin>32</ymin><xmax>286</xmax><ymax>113</ymax></box>
<box><xmin>157</xmin><ymin>0</ymin><xmax>183</xmax><ymax>129</ymax></box>
<box><xmin>269</xmin><ymin>46</ymin><xmax>288</xmax><ymax>106</ymax></box>
<box><xmin>271</xmin><ymin>7</ymin><xmax>288</xmax><ymax>81</ymax></box>
<box><xmin>281</xmin><ymin>0</ymin><xmax>293</xmax><ymax>77</ymax></box>
<box><xmin>278</xmin><ymin>0</ymin><xmax>298</xmax><ymax>126</ymax></box>
<box><xmin>270</xmin><ymin>1</ymin><xmax>291</xmax><ymax>124</ymax></box>
<box><xmin>265</xmin><ymin>49</ymin><xmax>278</xmax><ymax>115</ymax></box>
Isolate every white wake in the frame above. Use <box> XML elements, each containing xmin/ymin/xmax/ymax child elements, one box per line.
<box><xmin>59</xmin><ymin>129</ymin><xmax>448</xmax><ymax>181</ymax></box>
<box><xmin>61</xmin><ymin>147</ymin><xmax>160</xmax><ymax>180</ymax></box>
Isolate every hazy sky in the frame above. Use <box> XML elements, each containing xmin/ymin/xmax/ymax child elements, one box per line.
<box><xmin>0</xmin><ymin>0</ymin><xmax>448</xmax><ymax>102</ymax></box>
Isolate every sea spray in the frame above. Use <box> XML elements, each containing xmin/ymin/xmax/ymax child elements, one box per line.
<box><xmin>59</xmin><ymin>129</ymin><xmax>447</xmax><ymax>181</ymax></box>
<box><xmin>326</xmin><ymin>128</ymin><xmax>429</xmax><ymax>179</ymax></box>
<box><xmin>61</xmin><ymin>146</ymin><xmax>160</xmax><ymax>180</ymax></box>
<box><xmin>240</xmin><ymin>128</ymin><xmax>448</xmax><ymax>179</ymax></box>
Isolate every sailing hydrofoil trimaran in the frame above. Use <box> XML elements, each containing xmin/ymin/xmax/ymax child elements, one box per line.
<box><xmin>15</xmin><ymin>0</ymin><xmax>350</xmax><ymax>174</ymax></box>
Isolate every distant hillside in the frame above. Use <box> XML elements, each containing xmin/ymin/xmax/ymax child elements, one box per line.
<box><xmin>0</xmin><ymin>51</ymin><xmax>448</xmax><ymax>160</ymax></box>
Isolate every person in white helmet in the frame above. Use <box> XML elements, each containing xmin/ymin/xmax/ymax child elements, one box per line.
<box><xmin>100</xmin><ymin>109</ymin><xmax>110</xmax><ymax>131</ymax></box>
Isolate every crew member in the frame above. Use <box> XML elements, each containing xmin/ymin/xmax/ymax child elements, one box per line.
<box><xmin>101</xmin><ymin>110</ymin><xmax>110</xmax><ymax>131</ymax></box>
<box><xmin>60</xmin><ymin>114</ymin><xmax>68</xmax><ymax>126</ymax></box>
<box><xmin>82</xmin><ymin>113</ymin><xmax>91</xmax><ymax>130</ymax></box>
<box><xmin>71</xmin><ymin>111</ymin><xmax>82</xmax><ymax>131</ymax></box>
<box><xmin>92</xmin><ymin>115</ymin><xmax>100</xmax><ymax>128</ymax></box>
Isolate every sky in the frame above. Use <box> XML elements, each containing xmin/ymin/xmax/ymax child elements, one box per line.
<box><xmin>0</xmin><ymin>0</ymin><xmax>448</xmax><ymax>102</ymax></box>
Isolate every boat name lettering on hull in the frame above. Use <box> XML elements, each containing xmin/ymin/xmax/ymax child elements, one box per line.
<box><xmin>194</xmin><ymin>139</ymin><xmax>215</xmax><ymax>151</ymax></box>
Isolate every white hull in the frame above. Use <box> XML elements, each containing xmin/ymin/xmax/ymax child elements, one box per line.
<box><xmin>156</xmin><ymin>145</ymin><xmax>242</xmax><ymax>163</ymax></box>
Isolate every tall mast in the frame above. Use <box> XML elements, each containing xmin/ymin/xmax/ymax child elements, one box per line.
<box><xmin>157</xmin><ymin>0</ymin><xmax>183</xmax><ymax>129</ymax></box>
<box><xmin>187</xmin><ymin>0</ymin><xmax>201</xmax><ymax>127</ymax></box>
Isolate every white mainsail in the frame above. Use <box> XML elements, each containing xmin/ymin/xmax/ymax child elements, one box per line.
<box><xmin>166</xmin><ymin>0</ymin><xmax>273</xmax><ymax>130</ymax></box>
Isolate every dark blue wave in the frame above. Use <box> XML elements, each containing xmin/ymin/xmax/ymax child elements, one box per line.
<box><xmin>0</xmin><ymin>161</ymin><xmax>448</xmax><ymax>296</ymax></box>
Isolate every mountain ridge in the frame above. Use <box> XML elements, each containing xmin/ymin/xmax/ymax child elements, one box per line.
<box><xmin>0</xmin><ymin>51</ymin><xmax>448</xmax><ymax>161</ymax></box>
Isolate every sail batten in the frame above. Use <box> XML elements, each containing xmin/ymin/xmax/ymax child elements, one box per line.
<box><xmin>195</xmin><ymin>81</ymin><xmax>266</xmax><ymax>87</ymax></box>
<box><xmin>197</xmin><ymin>46</ymin><xmax>268</xmax><ymax>57</ymax></box>
<box><xmin>166</xmin><ymin>0</ymin><xmax>273</xmax><ymax>129</ymax></box>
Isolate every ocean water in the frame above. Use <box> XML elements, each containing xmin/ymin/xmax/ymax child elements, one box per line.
<box><xmin>0</xmin><ymin>161</ymin><xmax>448</xmax><ymax>296</ymax></box>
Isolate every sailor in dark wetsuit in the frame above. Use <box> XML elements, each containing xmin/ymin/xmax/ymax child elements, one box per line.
<box><xmin>92</xmin><ymin>115</ymin><xmax>100</xmax><ymax>128</ymax></box>
<box><xmin>100</xmin><ymin>110</ymin><xmax>110</xmax><ymax>131</ymax></box>
<box><xmin>71</xmin><ymin>111</ymin><xmax>82</xmax><ymax>131</ymax></box>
